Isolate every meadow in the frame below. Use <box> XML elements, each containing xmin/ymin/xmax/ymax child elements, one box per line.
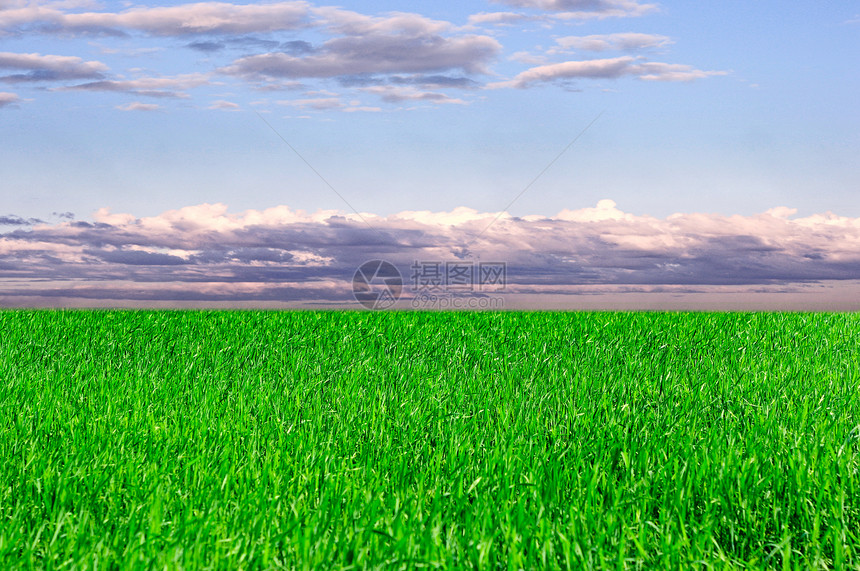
<box><xmin>0</xmin><ymin>310</ymin><xmax>858</xmax><ymax>569</ymax></box>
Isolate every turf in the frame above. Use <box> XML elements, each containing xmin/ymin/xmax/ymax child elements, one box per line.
<box><xmin>1</xmin><ymin>310</ymin><xmax>859</xmax><ymax>569</ymax></box>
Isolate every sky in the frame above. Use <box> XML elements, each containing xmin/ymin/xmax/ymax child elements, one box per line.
<box><xmin>1</xmin><ymin>0</ymin><xmax>859</xmax><ymax>309</ymax></box>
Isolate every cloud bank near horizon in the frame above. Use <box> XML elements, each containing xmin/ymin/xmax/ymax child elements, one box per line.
<box><xmin>2</xmin><ymin>200</ymin><xmax>859</xmax><ymax>308</ymax></box>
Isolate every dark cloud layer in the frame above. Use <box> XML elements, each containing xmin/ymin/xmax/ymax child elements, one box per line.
<box><xmin>0</xmin><ymin>215</ymin><xmax>42</xmax><ymax>225</ymax></box>
<box><xmin>2</xmin><ymin>201</ymin><xmax>859</xmax><ymax>306</ymax></box>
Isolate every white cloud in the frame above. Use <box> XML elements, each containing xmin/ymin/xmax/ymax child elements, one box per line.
<box><xmin>2</xmin><ymin>1</ymin><xmax>501</xmax><ymax>85</ymax></box>
<box><xmin>221</xmin><ymin>35</ymin><xmax>500</xmax><ymax>81</ymax></box>
<box><xmin>312</xmin><ymin>6</ymin><xmax>450</xmax><ymax>37</ymax></box>
<box><xmin>1</xmin><ymin>1</ymin><xmax>311</xmax><ymax>36</ymax></box>
<box><xmin>467</xmin><ymin>11</ymin><xmax>532</xmax><ymax>25</ymax></box>
<box><xmin>490</xmin><ymin>56</ymin><xmax>727</xmax><ymax>88</ymax></box>
<box><xmin>636</xmin><ymin>61</ymin><xmax>729</xmax><ymax>82</ymax></box>
<box><xmin>492</xmin><ymin>0</ymin><xmax>658</xmax><ymax>19</ymax></box>
<box><xmin>509</xmin><ymin>51</ymin><xmax>548</xmax><ymax>65</ymax></box>
<box><xmin>491</xmin><ymin>56</ymin><xmax>635</xmax><ymax>88</ymax></box>
<box><xmin>208</xmin><ymin>99</ymin><xmax>239</xmax><ymax>110</ymax></box>
<box><xmin>342</xmin><ymin>105</ymin><xmax>381</xmax><ymax>113</ymax></box>
<box><xmin>361</xmin><ymin>85</ymin><xmax>468</xmax><ymax>105</ymax></box>
<box><xmin>62</xmin><ymin>72</ymin><xmax>211</xmax><ymax>97</ymax></box>
<box><xmin>550</xmin><ymin>33</ymin><xmax>673</xmax><ymax>53</ymax></box>
<box><xmin>274</xmin><ymin>94</ymin><xmax>382</xmax><ymax>112</ymax></box>
<box><xmin>0</xmin><ymin>1</ymin><xmax>720</xmax><ymax>111</ymax></box>
<box><xmin>0</xmin><ymin>51</ymin><xmax>107</xmax><ymax>81</ymax></box>
<box><xmin>115</xmin><ymin>101</ymin><xmax>160</xmax><ymax>111</ymax></box>
<box><xmin>0</xmin><ymin>90</ymin><xmax>20</xmax><ymax>107</ymax></box>
<box><xmin>218</xmin><ymin>9</ymin><xmax>500</xmax><ymax>84</ymax></box>
<box><xmin>765</xmin><ymin>206</ymin><xmax>798</xmax><ymax>219</ymax></box>
<box><xmin>89</xmin><ymin>42</ymin><xmax>165</xmax><ymax>57</ymax></box>
<box><xmin>555</xmin><ymin>199</ymin><xmax>634</xmax><ymax>222</ymax></box>
<box><xmin>277</xmin><ymin>96</ymin><xmax>344</xmax><ymax>110</ymax></box>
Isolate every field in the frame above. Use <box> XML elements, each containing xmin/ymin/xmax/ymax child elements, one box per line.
<box><xmin>1</xmin><ymin>310</ymin><xmax>859</xmax><ymax>569</ymax></box>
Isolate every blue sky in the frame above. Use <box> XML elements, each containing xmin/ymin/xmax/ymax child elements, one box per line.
<box><xmin>1</xmin><ymin>0</ymin><xmax>859</xmax><ymax>308</ymax></box>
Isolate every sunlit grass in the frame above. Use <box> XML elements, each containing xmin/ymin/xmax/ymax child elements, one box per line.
<box><xmin>1</xmin><ymin>310</ymin><xmax>858</xmax><ymax>569</ymax></box>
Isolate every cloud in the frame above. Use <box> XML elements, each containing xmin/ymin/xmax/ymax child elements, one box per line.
<box><xmin>1</xmin><ymin>1</ymin><xmax>311</xmax><ymax>36</ymax></box>
<box><xmin>491</xmin><ymin>56</ymin><xmax>727</xmax><ymax>88</ymax></box>
<box><xmin>90</xmin><ymin>43</ymin><xmax>164</xmax><ymax>57</ymax></box>
<box><xmin>0</xmin><ymin>214</ymin><xmax>42</xmax><ymax>225</ymax></box>
<box><xmin>0</xmin><ymin>51</ymin><xmax>107</xmax><ymax>82</ymax></box>
<box><xmin>208</xmin><ymin>99</ymin><xmax>239</xmax><ymax>110</ymax></box>
<box><xmin>2</xmin><ymin>200</ymin><xmax>860</xmax><ymax>307</ymax></box>
<box><xmin>88</xmin><ymin>248</ymin><xmax>189</xmax><ymax>265</ymax></box>
<box><xmin>389</xmin><ymin>74</ymin><xmax>481</xmax><ymax>89</ymax></box>
<box><xmin>509</xmin><ymin>51</ymin><xmax>548</xmax><ymax>65</ymax></box>
<box><xmin>491</xmin><ymin>56</ymin><xmax>635</xmax><ymax>87</ymax></box>
<box><xmin>275</xmin><ymin>95</ymin><xmax>380</xmax><ymax>112</ymax></box>
<box><xmin>361</xmin><ymin>85</ymin><xmax>468</xmax><ymax>105</ymax></box>
<box><xmin>280</xmin><ymin>40</ymin><xmax>314</xmax><ymax>54</ymax></box>
<box><xmin>491</xmin><ymin>0</ymin><xmax>658</xmax><ymax>18</ymax></box>
<box><xmin>0</xmin><ymin>2</ymin><xmax>716</xmax><ymax>111</ymax></box>
<box><xmin>341</xmin><ymin>105</ymin><xmax>381</xmax><ymax>113</ymax></box>
<box><xmin>115</xmin><ymin>101</ymin><xmax>160</xmax><ymax>111</ymax></box>
<box><xmin>636</xmin><ymin>61</ymin><xmax>730</xmax><ymax>82</ymax></box>
<box><xmin>550</xmin><ymin>33</ymin><xmax>673</xmax><ymax>52</ymax></box>
<box><xmin>0</xmin><ymin>90</ymin><xmax>20</xmax><ymax>107</ymax></box>
<box><xmin>219</xmin><ymin>10</ymin><xmax>501</xmax><ymax>82</ymax></box>
<box><xmin>222</xmin><ymin>37</ymin><xmax>499</xmax><ymax>80</ymax></box>
<box><xmin>467</xmin><ymin>12</ymin><xmax>533</xmax><ymax>25</ymax></box>
<box><xmin>63</xmin><ymin>72</ymin><xmax>210</xmax><ymax>97</ymax></box>
<box><xmin>186</xmin><ymin>40</ymin><xmax>225</xmax><ymax>52</ymax></box>
<box><xmin>312</xmin><ymin>7</ymin><xmax>448</xmax><ymax>36</ymax></box>
<box><xmin>186</xmin><ymin>36</ymin><xmax>293</xmax><ymax>53</ymax></box>
<box><xmin>1</xmin><ymin>0</ymin><xmax>500</xmax><ymax>91</ymax></box>
<box><xmin>277</xmin><ymin>96</ymin><xmax>344</xmax><ymax>110</ymax></box>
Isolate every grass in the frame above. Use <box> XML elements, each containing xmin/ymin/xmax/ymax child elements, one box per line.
<box><xmin>1</xmin><ymin>309</ymin><xmax>859</xmax><ymax>569</ymax></box>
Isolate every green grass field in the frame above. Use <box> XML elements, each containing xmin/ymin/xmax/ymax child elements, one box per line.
<box><xmin>1</xmin><ymin>310</ymin><xmax>859</xmax><ymax>569</ymax></box>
